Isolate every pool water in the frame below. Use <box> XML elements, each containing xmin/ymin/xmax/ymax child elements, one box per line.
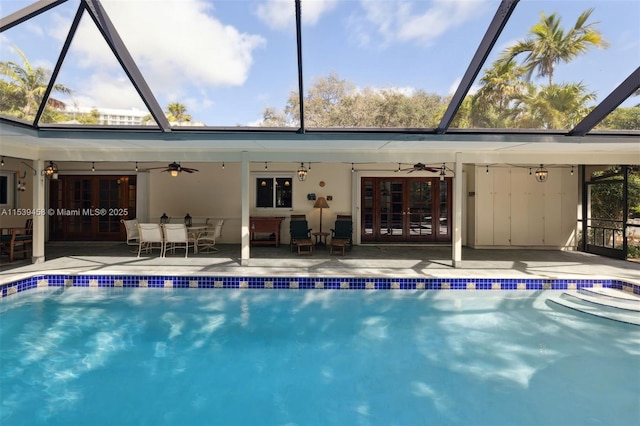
<box><xmin>1</xmin><ymin>288</ymin><xmax>639</xmax><ymax>426</ymax></box>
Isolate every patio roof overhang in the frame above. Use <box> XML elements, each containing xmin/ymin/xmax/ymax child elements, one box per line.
<box><xmin>2</xmin><ymin>120</ymin><xmax>639</xmax><ymax>166</ymax></box>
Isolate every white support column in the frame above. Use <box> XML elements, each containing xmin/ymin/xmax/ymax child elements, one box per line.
<box><xmin>32</xmin><ymin>160</ymin><xmax>45</xmax><ymax>263</ymax></box>
<box><xmin>136</xmin><ymin>172</ymin><xmax>149</xmax><ymax>221</ymax></box>
<box><xmin>452</xmin><ymin>154</ymin><xmax>463</xmax><ymax>267</ymax></box>
<box><xmin>240</xmin><ymin>152</ymin><xmax>250</xmax><ymax>265</ymax></box>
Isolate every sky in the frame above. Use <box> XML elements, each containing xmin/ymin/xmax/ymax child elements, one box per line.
<box><xmin>1</xmin><ymin>0</ymin><xmax>638</xmax><ymax>127</ymax></box>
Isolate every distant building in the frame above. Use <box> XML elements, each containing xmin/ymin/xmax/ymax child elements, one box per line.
<box><xmin>64</xmin><ymin>106</ymin><xmax>148</xmax><ymax>125</ymax></box>
<box><xmin>63</xmin><ymin>106</ymin><xmax>204</xmax><ymax>126</ymax></box>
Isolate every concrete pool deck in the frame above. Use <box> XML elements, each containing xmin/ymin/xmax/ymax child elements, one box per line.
<box><xmin>2</xmin><ymin>242</ymin><xmax>639</xmax><ymax>287</ymax></box>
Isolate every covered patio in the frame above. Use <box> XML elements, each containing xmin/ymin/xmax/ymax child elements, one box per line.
<box><xmin>2</xmin><ymin>242</ymin><xmax>639</xmax><ymax>287</ymax></box>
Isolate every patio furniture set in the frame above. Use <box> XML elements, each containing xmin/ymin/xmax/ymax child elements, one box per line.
<box><xmin>289</xmin><ymin>214</ymin><xmax>352</xmax><ymax>256</ymax></box>
<box><xmin>122</xmin><ymin>218</ymin><xmax>224</xmax><ymax>258</ymax></box>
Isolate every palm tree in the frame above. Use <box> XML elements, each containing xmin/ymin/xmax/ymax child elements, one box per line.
<box><xmin>0</xmin><ymin>47</ymin><xmax>71</xmax><ymax>121</ymax></box>
<box><xmin>469</xmin><ymin>60</ymin><xmax>528</xmax><ymax>127</ymax></box>
<box><xmin>498</xmin><ymin>8</ymin><xmax>608</xmax><ymax>86</ymax></box>
<box><xmin>514</xmin><ymin>82</ymin><xmax>597</xmax><ymax>129</ymax></box>
<box><xmin>166</xmin><ymin>102</ymin><xmax>191</xmax><ymax>123</ymax></box>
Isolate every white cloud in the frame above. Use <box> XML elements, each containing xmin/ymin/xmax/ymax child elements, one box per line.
<box><xmin>256</xmin><ymin>0</ymin><xmax>338</xmax><ymax>30</ymax></box>
<box><xmin>448</xmin><ymin>77</ymin><xmax>461</xmax><ymax>95</ymax></box>
<box><xmin>25</xmin><ymin>21</ymin><xmax>45</xmax><ymax>37</ymax></box>
<box><xmin>357</xmin><ymin>0</ymin><xmax>491</xmax><ymax>47</ymax></box>
<box><xmin>365</xmin><ymin>85</ymin><xmax>417</xmax><ymax>97</ymax></box>
<box><xmin>52</xmin><ymin>0</ymin><xmax>265</xmax><ymax>109</ymax></box>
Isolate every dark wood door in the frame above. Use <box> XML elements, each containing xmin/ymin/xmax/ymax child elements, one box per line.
<box><xmin>49</xmin><ymin>175</ymin><xmax>136</xmax><ymax>241</ymax></box>
<box><xmin>361</xmin><ymin>177</ymin><xmax>451</xmax><ymax>243</ymax></box>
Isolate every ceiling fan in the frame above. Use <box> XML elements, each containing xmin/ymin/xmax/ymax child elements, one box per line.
<box><xmin>148</xmin><ymin>162</ymin><xmax>199</xmax><ymax>176</ymax></box>
<box><xmin>396</xmin><ymin>162</ymin><xmax>440</xmax><ymax>173</ymax></box>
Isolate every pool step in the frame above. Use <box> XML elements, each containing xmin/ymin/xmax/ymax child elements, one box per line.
<box><xmin>546</xmin><ymin>292</ymin><xmax>640</xmax><ymax>326</ymax></box>
<box><xmin>579</xmin><ymin>286</ymin><xmax>640</xmax><ymax>302</ymax></box>
<box><xmin>570</xmin><ymin>290</ymin><xmax>640</xmax><ymax>312</ymax></box>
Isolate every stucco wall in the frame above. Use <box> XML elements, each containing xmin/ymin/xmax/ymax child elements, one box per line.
<box><xmin>147</xmin><ymin>162</ymin><xmax>352</xmax><ymax>244</ymax></box>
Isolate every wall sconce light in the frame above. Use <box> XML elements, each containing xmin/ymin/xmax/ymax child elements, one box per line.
<box><xmin>1</xmin><ymin>156</ymin><xmax>4</xmax><ymax>166</ymax></box>
<box><xmin>297</xmin><ymin>162</ymin><xmax>308</xmax><ymax>181</ymax></box>
<box><xmin>184</xmin><ymin>213</ymin><xmax>192</xmax><ymax>227</ymax></box>
<box><xmin>570</xmin><ymin>166</ymin><xmax>574</xmax><ymax>176</ymax></box>
<box><xmin>135</xmin><ymin>162</ymin><xmax>139</xmax><ymax>172</ymax></box>
<box><xmin>534</xmin><ymin>164</ymin><xmax>548</xmax><ymax>183</ymax></box>
<box><xmin>91</xmin><ymin>162</ymin><xmax>95</xmax><ymax>172</ymax></box>
<box><xmin>440</xmin><ymin>163</ymin><xmax>446</xmax><ymax>181</ymax></box>
<box><xmin>43</xmin><ymin>161</ymin><xmax>59</xmax><ymax>180</ymax></box>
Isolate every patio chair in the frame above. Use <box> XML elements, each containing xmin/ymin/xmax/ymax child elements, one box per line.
<box><xmin>162</xmin><ymin>223</ymin><xmax>190</xmax><ymax>258</ymax></box>
<box><xmin>5</xmin><ymin>228</ymin><xmax>33</xmax><ymax>262</ymax></box>
<box><xmin>289</xmin><ymin>218</ymin><xmax>312</xmax><ymax>252</ymax></box>
<box><xmin>137</xmin><ymin>223</ymin><xmax>164</xmax><ymax>257</ymax></box>
<box><xmin>121</xmin><ymin>218</ymin><xmax>140</xmax><ymax>246</ymax></box>
<box><xmin>197</xmin><ymin>219</ymin><xmax>224</xmax><ymax>253</ymax></box>
<box><xmin>330</xmin><ymin>217</ymin><xmax>353</xmax><ymax>250</ymax></box>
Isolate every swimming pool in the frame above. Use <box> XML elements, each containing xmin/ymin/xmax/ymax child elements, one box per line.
<box><xmin>1</xmin><ymin>283</ymin><xmax>639</xmax><ymax>425</ymax></box>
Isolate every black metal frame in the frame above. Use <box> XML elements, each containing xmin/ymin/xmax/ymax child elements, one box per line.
<box><xmin>582</xmin><ymin>165</ymin><xmax>633</xmax><ymax>260</ymax></box>
<box><xmin>1</xmin><ymin>0</ymin><xmax>638</xmax><ymax>138</ymax></box>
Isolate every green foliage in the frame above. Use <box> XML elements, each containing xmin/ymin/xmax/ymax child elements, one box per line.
<box><xmin>165</xmin><ymin>102</ymin><xmax>191</xmax><ymax>123</ymax></box>
<box><xmin>0</xmin><ymin>46</ymin><xmax>71</xmax><ymax>122</ymax></box>
<box><xmin>497</xmin><ymin>8</ymin><xmax>608</xmax><ymax>86</ymax></box>
<box><xmin>589</xmin><ymin>167</ymin><xmax>640</xmax><ymax>221</ymax></box>
<box><xmin>262</xmin><ymin>72</ymin><xmax>448</xmax><ymax>128</ymax></box>
<box><xmin>596</xmin><ymin>107</ymin><xmax>640</xmax><ymax>130</ymax></box>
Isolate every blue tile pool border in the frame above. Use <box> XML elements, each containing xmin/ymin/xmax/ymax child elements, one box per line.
<box><xmin>1</xmin><ymin>275</ymin><xmax>639</xmax><ymax>298</ymax></box>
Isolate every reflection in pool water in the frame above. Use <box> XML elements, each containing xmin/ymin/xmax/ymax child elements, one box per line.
<box><xmin>1</xmin><ymin>288</ymin><xmax>638</xmax><ymax>425</ymax></box>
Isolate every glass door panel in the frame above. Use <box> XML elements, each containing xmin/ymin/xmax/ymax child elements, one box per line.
<box><xmin>408</xmin><ymin>180</ymin><xmax>432</xmax><ymax>236</ymax></box>
<box><xmin>361</xmin><ymin>177</ymin><xmax>451</xmax><ymax>243</ymax></box>
<box><xmin>49</xmin><ymin>175</ymin><xmax>136</xmax><ymax>241</ymax></box>
<box><xmin>362</xmin><ymin>180</ymin><xmax>374</xmax><ymax>237</ymax></box>
<box><xmin>379</xmin><ymin>180</ymin><xmax>404</xmax><ymax>238</ymax></box>
<box><xmin>437</xmin><ymin>179</ymin><xmax>450</xmax><ymax>240</ymax></box>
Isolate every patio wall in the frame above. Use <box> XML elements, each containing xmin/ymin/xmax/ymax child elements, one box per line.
<box><xmin>147</xmin><ymin>162</ymin><xmax>353</xmax><ymax>245</ymax></box>
<box><xmin>1</xmin><ymin>157</ymin><xmax>581</xmax><ymax>249</ymax></box>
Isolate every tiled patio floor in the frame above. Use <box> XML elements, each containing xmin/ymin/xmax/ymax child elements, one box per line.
<box><xmin>2</xmin><ymin>242</ymin><xmax>639</xmax><ymax>286</ymax></box>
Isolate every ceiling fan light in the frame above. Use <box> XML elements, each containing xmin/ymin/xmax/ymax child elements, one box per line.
<box><xmin>170</xmin><ymin>169</ymin><xmax>179</xmax><ymax>177</ymax></box>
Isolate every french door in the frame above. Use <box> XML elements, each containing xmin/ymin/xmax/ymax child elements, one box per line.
<box><xmin>361</xmin><ymin>177</ymin><xmax>451</xmax><ymax>243</ymax></box>
<box><xmin>49</xmin><ymin>175</ymin><xmax>136</xmax><ymax>241</ymax></box>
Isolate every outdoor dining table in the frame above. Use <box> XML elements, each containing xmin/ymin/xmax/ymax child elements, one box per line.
<box><xmin>187</xmin><ymin>224</ymin><xmax>208</xmax><ymax>254</ymax></box>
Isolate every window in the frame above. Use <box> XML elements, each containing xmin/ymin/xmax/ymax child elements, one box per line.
<box><xmin>256</xmin><ymin>177</ymin><xmax>292</xmax><ymax>208</ymax></box>
<box><xmin>0</xmin><ymin>172</ymin><xmax>14</xmax><ymax>208</ymax></box>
